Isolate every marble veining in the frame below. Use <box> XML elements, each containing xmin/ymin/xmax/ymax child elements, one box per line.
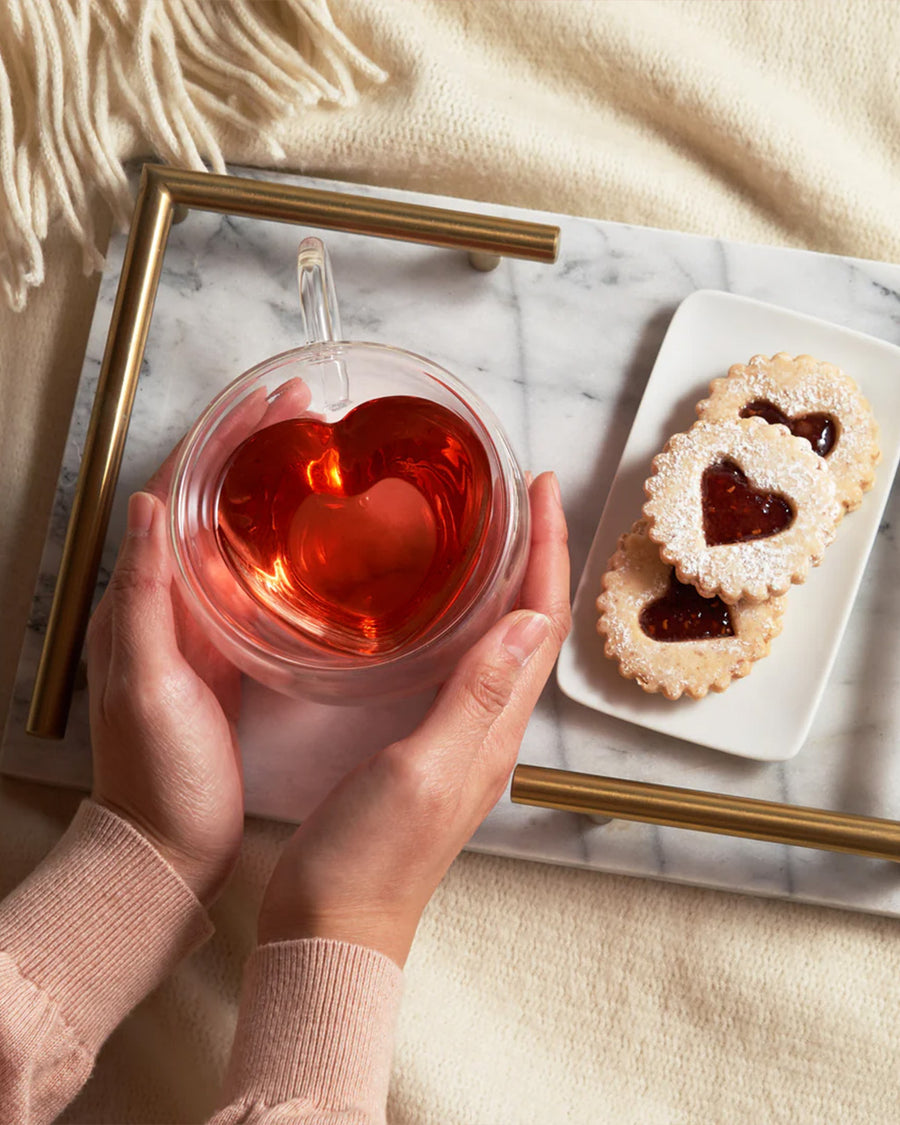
<box><xmin>3</xmin><ymin>166</ymin><xmax>900</xmax><ymax>916</ymax></box>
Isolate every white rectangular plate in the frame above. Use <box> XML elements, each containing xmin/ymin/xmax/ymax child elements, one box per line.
<box><xmin>557</xmin><ymin>289</ymin><xmax>900</xmax><ymax>761</ymax></box>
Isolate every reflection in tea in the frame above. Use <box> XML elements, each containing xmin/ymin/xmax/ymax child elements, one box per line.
<box><xmin>216</xmin><ymin>395</ymin><xmax>492</xmax><ymax>655</ymax></box>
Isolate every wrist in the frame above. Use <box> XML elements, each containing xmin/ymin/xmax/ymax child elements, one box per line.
<box><xmin>257</xmin><ymin>902</ymin><xmax>418</xmax><ymax>970</ymax></box>
<box><xmin>0</xmin><ymin>800</ymin><xmax>212</xmax><ymax>1052</ymax></box>
<box><xmin>91</xmin><ymin>795</ymin><xmax>240</xmax><ymax>906</ymax></box>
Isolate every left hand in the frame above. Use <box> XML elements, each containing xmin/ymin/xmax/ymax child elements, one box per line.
<box><xmin>86</xmin><ymin>454</ymin><xmax>244</xmax><ymax>904</ymax></box>
<box><xmin>86</xmin><ymin>381</ymin><xmax>312</xmax><ymax>903</ymax></box>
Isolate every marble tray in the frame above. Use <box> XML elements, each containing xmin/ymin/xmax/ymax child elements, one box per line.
<box><xmin>3</xmin><ymin>167</ymin><xmax>900</xmax><ymax>917</ymax></box>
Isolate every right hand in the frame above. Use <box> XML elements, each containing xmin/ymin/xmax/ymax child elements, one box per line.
<box><xmin>257</xmin><ymin>471</ymin><xmax>570</xmax><ymax>966</ymax></box>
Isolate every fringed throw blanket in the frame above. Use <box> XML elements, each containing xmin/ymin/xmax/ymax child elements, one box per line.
<box><xmin>0</xmin><ymin>0</ymin><xmax>386</xmax><ymax>310</ymax></box>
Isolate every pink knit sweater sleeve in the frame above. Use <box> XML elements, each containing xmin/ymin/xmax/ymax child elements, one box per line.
<box><xmin>208</xmin><ymin>940</ymin><xmax>404</xmax><ymax>1125</ymax></box>
<box><xmin>0</xmin><ymin>800</ymin><xmax>213</xmax><ymax>1125</ymax></box>
<box><xmin>0</xmin><ymin>799</ymin><xmax>404</xmax><ymax>1125</ymax></box>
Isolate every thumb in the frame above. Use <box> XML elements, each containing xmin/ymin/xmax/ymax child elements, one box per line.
<box><xmin>107</xmin><ymin>492</ymin><xmax>180</xmax><ymax>680</ymax></box>
<box><xmin>404</xmin><ymin>610</ymin><xmax>552</xmax><ymax>770</ymax></box>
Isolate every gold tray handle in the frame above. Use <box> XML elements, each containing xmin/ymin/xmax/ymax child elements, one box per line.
<box><xmin>511</xmin><ymin>765</ymin><xmax>900</xmax><ymax>862</ymax></box>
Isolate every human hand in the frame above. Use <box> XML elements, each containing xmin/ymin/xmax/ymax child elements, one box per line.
<box><xmin>257</xmin><ymin>470</ymin><xmax>570</xmax><ymax>966</ymax></box>
<box><xmin>86</xmin><ymin>464</ymin><xmax>243</xmax><ymax>905</ymax></box>
<box><xmin>86</xmin><ymin>381</ymin><xmax>314</xmax><ymax>904</ymax></box>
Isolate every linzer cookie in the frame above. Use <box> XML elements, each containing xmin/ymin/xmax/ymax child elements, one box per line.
<box><xmin>695</xmin><ymin>353</ymin><xmax>880</xmax><ymax>513</ymax></box>
<box><xmin>642</xmin><ymin>416</ymin><xmax>841</xmax><ymax>604</ymax></box>
<box><xmin>597</xmin><ymin>521</ymin><xmax>786</xmax><ymax>700</ymax></box>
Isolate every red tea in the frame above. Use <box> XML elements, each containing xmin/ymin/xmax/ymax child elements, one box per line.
<box><xmin>215</xmin><ymin>395</ymin><xmax>492</xmax><ymax>655</ymax></box>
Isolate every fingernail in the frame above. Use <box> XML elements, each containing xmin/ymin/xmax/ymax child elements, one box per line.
<box><xmin>127</xmin><ymin>491</ymin><xmax>156</xmax><ymax>537</ymax></box>
<box><xmin>502</xmin><ymin>612</ymin><xmax>550</xmax><ymax>666</ymax></box>
<box><xmin>549</xmin><ymin>472</ymin><xmax>562</xmax><ymax>506</ymax></box>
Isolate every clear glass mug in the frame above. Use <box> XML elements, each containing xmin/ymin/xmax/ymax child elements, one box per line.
<box><xmin>168</xmin><ymin>238</ymin><xmax>530</xmax><ymax>703</ymax></box>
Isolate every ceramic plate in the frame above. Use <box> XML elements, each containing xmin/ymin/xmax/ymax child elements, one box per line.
<box><xmin>556</xmin><ymin>289</ymin><xmax>900</xmax><ymax>761</ymax></box>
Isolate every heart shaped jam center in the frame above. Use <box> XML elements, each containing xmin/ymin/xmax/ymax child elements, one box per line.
<box><xmin>702</xmin><ymin>459</ymin><xmax>794</xmax><ymax>547</ymax></box>
<box><xmin>216</xmin><ymin>395</ymin><xmax>492</xmax><ymax>655</ymax></box>
<box><xmin>639</xmin><ymin>572</ymin><xmax>734</xmax><ymax>642</ymax></box>
<box><xmin>739</xmin><ymin>399</ymin><xmax>837</xmax><ymax>457</ymax></box>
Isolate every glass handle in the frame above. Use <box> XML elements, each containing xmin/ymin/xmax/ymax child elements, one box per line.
<box><xmin>297</xmin><ymin>236</ymin><xmax>349</xmax><ymax>409</ymax></box>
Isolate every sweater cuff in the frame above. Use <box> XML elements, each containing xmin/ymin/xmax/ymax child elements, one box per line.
<box><xmin>0</xmin><ymin>799</ymin><xmax>213</xmax><ymax>1052</ymax></box>
<box><xmin>222</xmin><ymin>939</ymin><xmax>403</xmax><ymax>1111</ymax></box>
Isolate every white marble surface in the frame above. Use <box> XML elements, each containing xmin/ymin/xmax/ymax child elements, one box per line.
<box><xmin>3</xmin><ymin>166</ymin><xmax>900</xmax><ymax>915</ymax></box>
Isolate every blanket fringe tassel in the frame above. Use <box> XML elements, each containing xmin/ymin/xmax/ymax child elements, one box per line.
<box><xmin>0</xmin><ymin>0</ymin><xmax>387</xmax><ymax>311</ymax></box>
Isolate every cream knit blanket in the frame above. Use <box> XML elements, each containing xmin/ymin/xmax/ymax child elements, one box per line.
<box><xmin>1</xmin><ymin>2</ymin><xmax>899</xmax><ymax>1123</ymax></box>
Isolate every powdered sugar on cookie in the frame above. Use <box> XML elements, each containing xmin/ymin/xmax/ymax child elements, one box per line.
<box><xmin>597</xmin><ymin>521</ymin><xmax>786</xmax><ymax>700</ymax></box>
<box><xmin>595</xmin><ymin>351</ymin><xmax>878</xmax><ymax>703</ymax></box>
<box><xmin>642</xmin><ymin>417</ymin><xmax>841</xmax><ymax>603</ymax></box>
<box><xmin>696</xmin><ymin>353</ymin><xmax>880</xmax><ymax>512</ymax></box>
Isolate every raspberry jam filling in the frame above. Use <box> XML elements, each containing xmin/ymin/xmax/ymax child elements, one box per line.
<box><xmin>702</xmin><ymin>459</ymin><xmax>795</xmax><ymax>547</ymax></box>
<box><xmin>739</xmin><ymin>400</ymin><xmax>837</xmax><ymax>457</ymax></box>
<box><xmin>639</xmin><ymin>572</ymin><xmax>734</xmax><ymax>642</ymax></box>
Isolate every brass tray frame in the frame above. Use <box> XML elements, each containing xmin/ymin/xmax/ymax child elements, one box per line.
<box><xmin>25</xmin><ymin>163</ymin><xmax>900</xmax><ymax>865</ymax></box>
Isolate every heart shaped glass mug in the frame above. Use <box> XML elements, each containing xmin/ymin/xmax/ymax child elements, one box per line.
<box><xmin>168</xmin><ymin>238</ymin><xmax>530</xmax><ymax>702</ymax></box>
